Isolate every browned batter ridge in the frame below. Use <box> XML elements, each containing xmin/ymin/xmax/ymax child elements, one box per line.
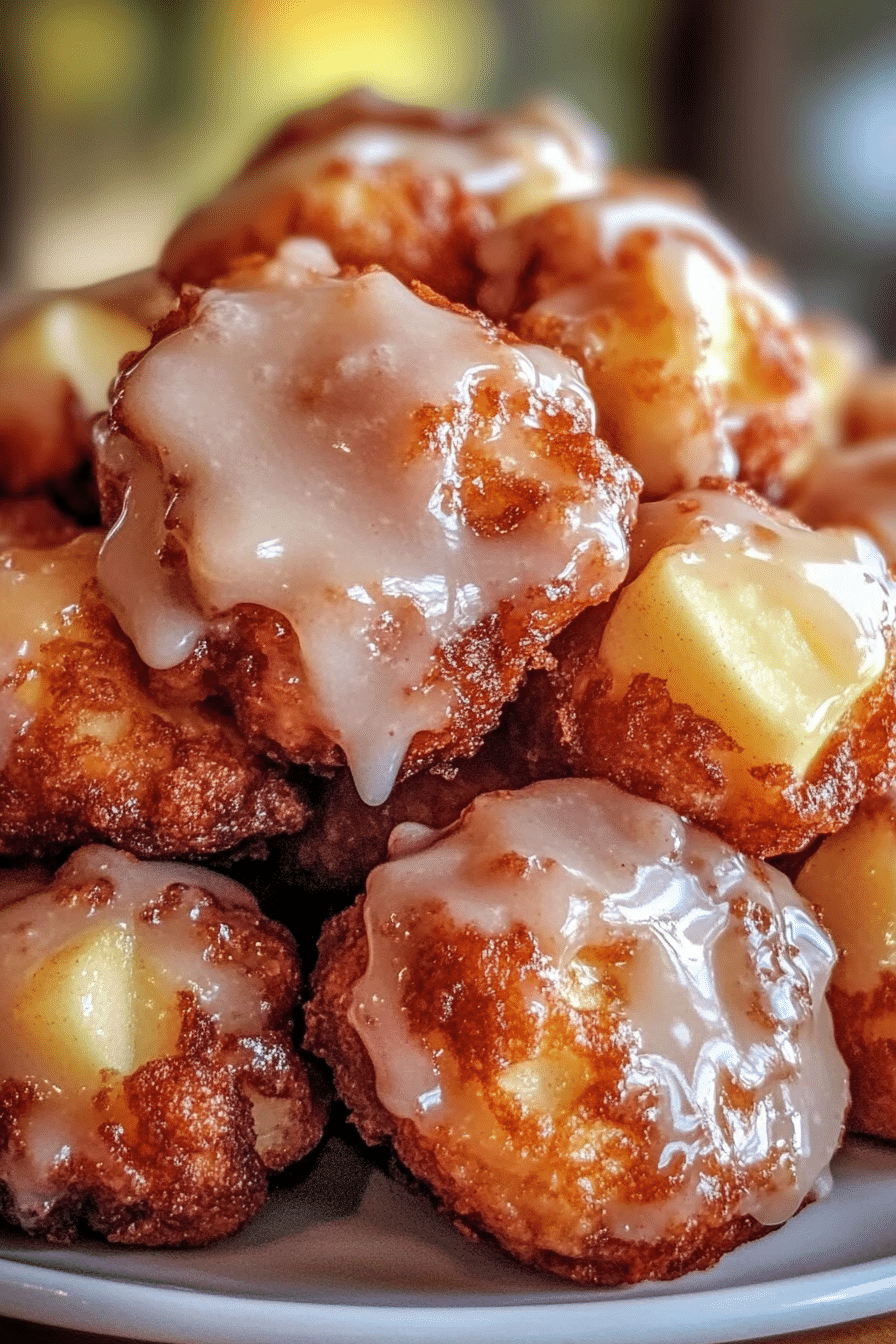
<box><xmin>829</xmin><ymin>974</ymin><xmax>896</xmax><ymax>1141</ymax></box>
<box><xmin>0</xmin><ymin>849</ymin><xmax>326</xmax><ymax>1245</ymax></box>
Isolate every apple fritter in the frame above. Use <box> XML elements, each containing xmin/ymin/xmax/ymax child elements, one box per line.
<box><xmin>95</xmin><ymin>241</ymin><xmax>639</xmax><ymax>807</ymax></box>
<box><xmin>477</xmin><ymin>181</ymin><xmax>821</xmax><ymax>501</ymax></box>
<box><xmin>546</xmin><ymin>482</ymin><xmax>896</xmax><ymax>856</ymax></box>
<box><xmin>0</xmin><ymin>527</ymin><xmax>308</xmax><ymax>858</ymax></box>
<box><xmin>160</xmin><ymin>87</ymin><xmax>608</xmax><ymax>303</ymax></box>
<box><xmin>307</xmin><ymin>778</ymin><xmax>847</xmax><ymax>1284</ymax></box>
<box><xmin>0</xmin><ymin>270</ymin><xmax>173</xmax><ymax>503</ymax></box>
<box><xmin>0</xmin><ymin>846</ymin><xmax>325</xmax><ymax>1245</ymax></box>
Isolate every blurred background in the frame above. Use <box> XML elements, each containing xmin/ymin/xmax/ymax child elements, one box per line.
<box><xmin>1</xmin><ymin>0</ymin><xmax>895</xmax><ymax>350</ymax></box>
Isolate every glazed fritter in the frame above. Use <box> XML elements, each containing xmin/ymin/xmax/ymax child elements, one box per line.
<box><xmin>307</xmin><ymin>778</ymin><xmax>847</xmax><ymax>1285</ymax></box>
<box><xmin>160</xmin><ymin>87</ymin><xmax>607</xmax><ymax>303</ymax></box>
<box><xmin>95</xmin><ymin>240</ymin><xmax>639</xmax><ymax>806</ymax></box>
<box><xmin>477</xmin><ymin>179</ymin><xmax>822</xmax><ymax>501</ymax></box>
<box><xmin>545</xmin><ymin>483</ymin><xmax>896</xmax><ymax>856</ymax></box>
<box><xmin>0</xmin><ymin>846</ymin><xmax>325</xmax><ymax>1245</ymax></box>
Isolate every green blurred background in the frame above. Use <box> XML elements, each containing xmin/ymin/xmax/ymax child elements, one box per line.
<box><xmin>2</xmin><ymin>0</ymin><xmax>896</xmax><ymax>349</ymax></box>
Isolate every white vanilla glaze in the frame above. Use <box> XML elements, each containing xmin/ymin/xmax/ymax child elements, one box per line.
<box><xmin>0</xmin><ymin>846</ymin><xmax>273</xmax><ymax>1228</ymax></box>
<box><xmin>351</xmin><ymin>779</ymin><xmax>847</xmax><ymax>1239</ymax></box>
<box><xmin>98</xmin><ymin>247</ymin><xmax>633</xmax><ymax>804</ymax></box>
<box><xmin>197</xmin><ymin>95</ymin><xmax>607</xmax><ymax>237</ymax></box>
<box><xmin>0</xmin><ymin>532</ymin><xmax>101</xmax><ymax>765</ymax></box>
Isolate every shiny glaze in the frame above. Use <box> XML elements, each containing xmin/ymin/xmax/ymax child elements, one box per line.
<box><xmin>183</xmin><ymin>95</ymin><xmax>607</xmax><ymax>241</ymax></box>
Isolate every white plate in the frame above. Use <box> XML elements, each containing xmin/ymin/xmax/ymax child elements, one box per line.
<box><xmin>0</xmin><ymin>1133</ymin><xmax>895</xmax><ymax>1344</ymax></box>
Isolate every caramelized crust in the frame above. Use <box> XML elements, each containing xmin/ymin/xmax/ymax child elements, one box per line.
<box><xmin>828</xmin><ymin>975</ymin><xmax>896</xmax><ymax>1142</ymax></box>
<box><xmin>552</xmin><ymin>643</ymin><xmax>896</xmax><ymax>857</ymax></box>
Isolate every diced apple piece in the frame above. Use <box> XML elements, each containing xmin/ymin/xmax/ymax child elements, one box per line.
<box><xmin>0</xmin><ymin>299</ymin><xmax>148</xmax><ymax>415</ymax></box>
<box><xmin>796</xmin><ymin>804</ymin><xmax>896</xmax><ymax>995</ymax></box>
<box><xmin>599</xmin><ymin>542</ymin><xmax>884</xmax><ymax>778</ymax></box>
<box><xmin>14</xmin><ymin>923</ymin><xmax>179</xmax><ymax>1090</ymax></box>
<box><xmin>497</xmin><ymin>1050</ymin><xmax>592</xmax><ymax>1115</ymax></box>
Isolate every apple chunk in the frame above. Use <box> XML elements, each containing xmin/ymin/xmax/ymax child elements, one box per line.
<box><xmin>0</xmin><ymin>299</ymin><xmax>148</xmax><ymax>415</ymax></box>
<box><xmin>14</xmin><ymin>922</ymin><xmax>179</xmax><ymax>1090</ymax></box>
<box><xmin>599</xmin><ymin>536</ymin><xmax>886</xmax><ymax>779</ymax></box>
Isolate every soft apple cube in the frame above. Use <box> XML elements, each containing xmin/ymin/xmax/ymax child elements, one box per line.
<box><xmin>0</xmin><ymin>299</ymin><xmax>147</xmax><ymax>414</ymax></box>
<box><xmin>14</xmin><ymin>923</ymin><xmax>179</xmax><ymax>1090</ymax></box>
<box><xmin>796</xmin><ymin>805</ymin><xmax>896</xmax><ymax>995</ymax></box>
<box><xmin>497</xmin><ymin>1050</ymin><xmax>592</xmax><ymax>1115</ymax></box>
<box><xmin>599</xmin><ymin>543</ymin><xmax>882</xmax><ymax>778</ymax></box>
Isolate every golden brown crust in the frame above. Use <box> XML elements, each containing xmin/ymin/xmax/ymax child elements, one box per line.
<box><xmin>844</xmin><ymin>365</ymin><xmax>896</xmax><ymax>445</ymax></box>
<box><xmin>160</xmin><ymin>91</ymin><xmax>499</xmax><ymax>302</ymax></box>
<box><xmin>829</xmin><ymin>972</ymin><xmax>896</xmax><ymax>1141</ymax></box>
<box><xmin>0</xmin><ymin>583</ymin><xmax>309</xmax><ymax>859</ymax></box>
<box><xmin>306</xmin><ymin>900</ymin><xmax>775</xmax><ymax>1286</ymax></box>
<box><xmin>479</xmin><ymin>185</ymin><xmax>815</xmax><ymax>502</ymax></box>
<box><xmin>244</xmin><ymin>88</ymin><xmax>486</xmax><ymax>173</ymax></box>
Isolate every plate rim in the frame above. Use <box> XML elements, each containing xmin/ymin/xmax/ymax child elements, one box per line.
<box><xmin>3</xmin><ymin>1246</ymin><xmax>896</xmax><ymax>1344</ymax></box>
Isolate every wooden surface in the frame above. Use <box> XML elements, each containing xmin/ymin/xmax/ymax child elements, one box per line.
<box><xmin>2</xmin><ymin>1310</ymin><xmax>896</xmax><ymax>1343</ymax></box>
